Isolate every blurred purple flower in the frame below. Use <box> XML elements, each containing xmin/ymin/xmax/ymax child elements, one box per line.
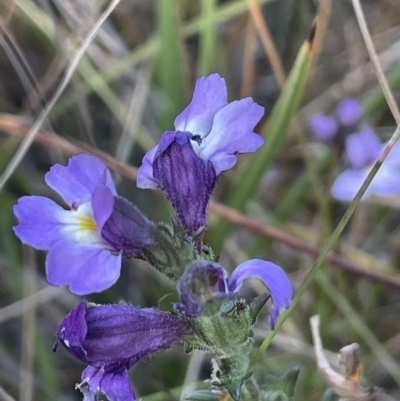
<box><xmin>336</xmin><ymin>98</ymin><xmax>362</xmax><ymax>126</ymax></box>
<box><xmin>331</xmin><ymin>126</ymin><xmax>400</xmax><ymax>200</ymax></box>
<box><xmin>57</xmin><ymin>301</ymin><xmax>192</xmax><ymax>401</ymax></box>
<box><xmin>310</xmin><ymin>98</ymin><xmax>362</xmax><ymax>141</ymax></box>
<box><xmin>310</xmin><ymin>114</ymin><xmax>338</xmax><ymax>141</ymax></box>
<box><xmin>174</xmin><ymin>259</ymin><xmax>292</xmax><ymax>329</ymax></box>
<box><xmin>13</xmin><ymin>154</ymin><xmax>155</xmax><ymax>295</ymax></box>
<box><xmin>137</xmin><ymin>73</ymin><xmax>264</xmax><ymax>235</ymax></box>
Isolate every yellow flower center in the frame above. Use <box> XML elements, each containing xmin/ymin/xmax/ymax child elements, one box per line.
<box><xmin>68</xmin><ymin>203</ymin><xmax>103</xmax><ymax>244</ymax></box>
<box><xmin>76</xmin><ymin>214</ymin><xmax>98</xmax><ymax>231</ymax></box>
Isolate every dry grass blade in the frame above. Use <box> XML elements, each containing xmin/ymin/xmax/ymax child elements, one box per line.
<box><xmin>351</xmin><ymin>0</ymin><xmax>400</xmax><ymax>124</ymax></box>
<box><xmin>246</xmin><ymin>0</ymin><xmax>286</xmax><ymax>87</ymax></box>
<box><xmin>240</xmin><ymin>17</ymin><xmax>257</xmax><ymax>97</ymax></box>
<box><xmin>310</xmin><ymin>315</ymin><xmax>382</xmax><ymax>401</ymax></box>
<box><xmin>0</xmin><ymin>287</ymin><xmax>65</xmax><ymax>324</ymax></box>
<box><xmin>0</xmin><ymin>386</ymin><xmax>17</xmax><ymax>401</ymax></box>
<box><xmin>309</xmin><ymin>0</ymin><xmax>333</xmax><ymax>74</ymax></box>
<box><xmin>0</xmin><ymin>3</ymin><xmax>17</xmax><ymax>41</ymax></box>
<box><xmin>19</xmin><ymin>249</ymin><xmax>36</xmax><ymax>401</ymax></box>
<box><xmin>0</xmin><ymin>0</ymin><xmax>122</xmax><ymax>191</ymax></box>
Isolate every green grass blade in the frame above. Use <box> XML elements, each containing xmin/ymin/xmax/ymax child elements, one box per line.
<box><xmin>316</xmin><ymin>272</ymin><xmax>400</xmax><ymax>385</ymax></box>
<box><xmin>50</xmin><ymin>0</ymin><xmax>275</xmax><ymax>120</ymax></box>
<box><xmin>211</xmin><ymin>27</ymin><xmax>315</xmax><ymax>249</ymax></box>
<box><xmin>232</xmin><ymin>33</ymin><xmax>314</xmax><ymax>208</ymax></box>
<box><xmin>362</xmin><ymin>59</ymin><xmax>400</xmax><ymax>118</ymax></box>
<box><xmin>157</xmin><ymin>0</ymin><xmax>186</xmax><ymax>129</ymax></box>
<box><xmin>252</xmin><ymin>125</ymin><xmax>400</xmax><ymax>364</ymax></box>
<box><xmin>197</xmin><ymin>0</ymin><xmax>217</xmax><ymax>77</ymax></box>
<box><xmin>275</xmin><ymin>147</ymin><xmax>332</xmax><ymax>221</ymax></box>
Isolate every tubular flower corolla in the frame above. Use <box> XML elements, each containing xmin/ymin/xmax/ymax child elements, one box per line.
<box><xmin>137</xmin><ymin>73</ymin><xmax>264</xmax><ymax>235</ymax></box>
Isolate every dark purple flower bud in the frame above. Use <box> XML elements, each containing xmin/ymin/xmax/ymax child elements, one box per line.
<box><xmin>152</xmin><ymin>132</ymin><xmax>216</xmax><ymax>236</ymax></box>
<box><xmin>176</xmin><ymin>259</ymin><xmax>292</xmax><ymax>329</ymax></box>
<box><xmin>100</xmin><ymin>195</ymin><xmax>155</xmax><ymax>257</ymax></box>
<box><xmin>336</xmin><ymin>98</ymin><xmax>362</xmax><ymax>126</ymax></box>
<box><xmin>57</xmin><ymin>301</ymin><xmax>193</xmax><ymax>401</ymax></box>
<box><xmin>174</xmin><ymin>261</ymin><xmax>229</xmax><ymax>316</ymax></box>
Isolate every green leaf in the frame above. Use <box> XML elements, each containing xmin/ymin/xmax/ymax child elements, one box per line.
<box><xmin>260</xmin><ymin>367</ymin><xmax>300</xmax><ymax>401</ymax></box>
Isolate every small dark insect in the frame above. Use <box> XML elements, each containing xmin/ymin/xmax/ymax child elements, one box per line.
<box><xmin>52</xmin><ymin>341</ymin><xmax>59</xmax><ymax>352</ymax></box>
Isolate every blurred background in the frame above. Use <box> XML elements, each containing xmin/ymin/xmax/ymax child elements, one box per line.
<box><xmin>1</xmin><ymin>0</ymin><xmax>400</xmax><ymax>400</ymax></box>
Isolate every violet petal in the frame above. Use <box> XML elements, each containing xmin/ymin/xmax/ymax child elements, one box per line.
<box><xmin>136</xmin><ymin>133</ymin><xmax>178</xmax><ymax>189</ymax></box>
<box><xmin>309</xmin><ymin>114</ymin><xmax>338</xmax><ymax>141</ymax></box>
<box><xmin>153</xmin><ymin>132</ymin><xmax>216</xmax><ymax>235</ymax></box>
<box><xmin>174</xmin><ymin>74</ymin><xmax>228</xmax><ymax>138</ymax></box>
<box><xmin>336</xmin><ymin>98</ymin><xmax>362</xmax><ymax>126</ymax></box>
<box><xmin>199</xmin><ymin>98</ymin><xmax>264</xmax><ymax>175</ymax></box>
<box><xmin>383</xmin><ymin>139</ymin><xmax>400</xmax><ymax>165</ymax></box>
<box><xmin>331</xmin><ymin>169</ymin><xmax>370</xmax><ymax>201</ymax></box>
<box><xmin>228</xmin><ymin>259</ymin><xmax>292</xmax><ymax>329</ymax></box>
<box><xmin>368</xmin><ymin>165</ymin><xmax>400</xmax><ymax>197</ymax></box>
<box><xmin>346</xmin><ymin>127</ymin><xmax>381</xmax><ymax>169</ymax></box>
<box><xmin>58</xmin><ymin>301</ymin><xmax>193</xmax><ymax>371</ymax></box>
<box><xmin>46</xmin><ymin>240</ymin><xmax>121</xmax><ymax>295</ymax></box>
<box><xmin>45</xmin><ymin>154</ymin><xmax>116</xmax><ymax>207</ymax></box>
<box><xmin>137</xmin><ymin>145</ymin><xmax>159</xmax><ymax>189</ymax></box>
<box><xmin>80</xmin><ymin>367</ymin><xmax>136</xmax><ymax>401</ymax></box>
<box><xmin>92</xmin><ymin>181</ymin><xmax>115</xmax><ymax>232</ymax></box>
<box><xmin>175</xmin><ymin>261</ymin><xmax>229</xmax><ymax>317</ymax></box>
<box><xmin>13</xmin><ymin>196</ymin><xmax>72</xmax><ymax>250</ymax></box>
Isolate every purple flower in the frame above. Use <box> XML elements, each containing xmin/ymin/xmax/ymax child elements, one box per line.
<box><xmin>309</xmin><ymin>114</ymin><xmax>338</xmax><ymax>141</ymax></box>
<box><xmin>331</xmin><ymin>126</ymin><xmax>400</xmax><ymax>200</ymax></box>
<box><xmin>336</xmin><ymin>98</ymin><xmax>362</xmax><ymax>126</ymax></box>
<box><xmin>137</xmin><ymin>73</ymin><xmax>264</xmax><ymax>235</ymax></box>
<box><xmin>174</xmin><ymin>259</ymin><xmax>292</xmax><ymax>329</ymax></box>
<box><xmin>57</xmin><ymin>301</ymin><xmax>192</xmax><ymax>401</ymax></box>
<box><xmin>310</xmin><ymin>98</ymin><xmax>362</xmax><ymax>141</ymax></box>
<box><xmin>13</xmin><ymin>154</ymin><xmax>155</xmax><ymax>295</ymax></box>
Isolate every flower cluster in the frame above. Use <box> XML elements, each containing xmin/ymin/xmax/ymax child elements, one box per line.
<box><xmin>310</xmin><ymin>98</ymin><xmax>400</xmax><ymax>201</ymax></box>
<box><xmin>13</xmin><ymin>74</ymin><xmax>293</xmax><ymax>401</ymax></box>
<box><xmin>310</xmin><ymin>98</ymin><xmax>362</xmax><ymax>141</ymax></box>
<box><xmin>332</xmin><ymin>126</ymin><xmax>400</xmax><ymax>201</ymax></box>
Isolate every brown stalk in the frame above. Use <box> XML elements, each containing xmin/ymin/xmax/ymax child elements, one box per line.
<box><xmin>246</xmin><ymin>0</ymin><xmax>286</xmax><ymax>88</ymax></box>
